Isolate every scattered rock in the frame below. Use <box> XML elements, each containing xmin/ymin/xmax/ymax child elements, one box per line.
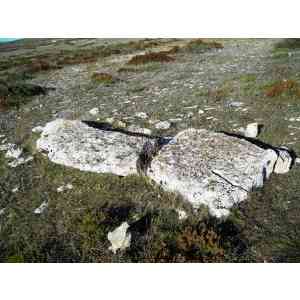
<box><xmin>32</xmin><ymin>126</ymin><xmax>44</xmax><ymax>133</ymax></box>
<box><xmin>273</xmin><ymin>147</ymin><xmax>293</xmax><ymax>174</ymax></box>
<box><xmin>0</xmin><ymin>143</ymin><xmax>13</xmax><ymax>151</ymax></box>
<box><xmin>106</xmin><ymin>117</ymin><xmax>114</xmax><ymax>124</ymax></box>
<box><xmin>89</xmin><ymin>107</ymin><xmax>99</xmax><ymax>115</ymax></box>
<box><xmin>34</xmin><ymin>201</ymin><xmax>48</xmax><ymax>214</ymax></box>
<box><xmin>107</xmin><ymin>222</ymin><xmax>131</xmax><ymax>254</ymax></box>
<box><xmin>8</xmin><ymin>156</ymin><xmax>33</xmax><ymax>168</ymax></box>
<box><xmin>1</xmin><ymin>143</ymin><xmax>33</xmax><ymax>168</ymax></box>
<box><xmin>176</xmin><ymin>209</ymin><xmax>188</xmax><ymax>220</ymax></box>
<box><xmin>148</xmin><ymin>129</ymin><xmax>279</xmax><ymax>217</ymax></box>
<box><xmin>12</xmin><ymin>187</ymin><xmax>19</xmax><ymax>193</ymax></box>
<box><xmin>244</xmin><ymin>123</ymin><xmax>259</xmax><ymax>138</ymax></box>
<box><xmin>36</xmin><ymin>119</ymin><xmax>150</xmax><ymax>176</ymax></box>
<box><xmin>226</xmin><ymin>101</ymin><xmax>243</xmax><ymax>108</ymax></box>
<box><xmin>155</xmin><ymin>121</ymin><xmax>171</xmax><ymax>130</ymax></box>
<box><xmin>198</xmin><ymin>109</ymin><xmax>205</xmax><ymax>114</ymax></box>
<box><xmin>0</xmin><ymin>208</ymin><xmax>5</xmax><ymax>216</ymax></box>
<box><xmin>135</xmin><ymin>112</ymin><xmax>148</xmax><ymax>119</ymax></box>
<box><xmin>57</xmin><ymin>183</ymin><xmax>73</xmax><ymax>193</ymax></box>
<box><xmin>5</xmin><ymin>144</ymin><xmax>23</xmax><ymax>159</ymax></box>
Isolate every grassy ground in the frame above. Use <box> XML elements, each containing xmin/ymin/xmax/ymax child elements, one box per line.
<box><xmin>0</xmin><ymin>38</ymin><xmax>300</xmax><ymax>262</ymax></box>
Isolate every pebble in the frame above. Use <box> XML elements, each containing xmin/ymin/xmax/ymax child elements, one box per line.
<box><xmin>89</xmin><ymin>107</ymin><xmax>99</xmax><ymax>115</ymax></box>
<box><xmin>57</xmin><ymin>183</ymin><xmax>73</xmax><ymax>193</ymax></box>
<box><xmin>34</xmin><ymin>201</ymin><xmax>48</xmax><ymax>214</ymax></box>
<box><xmin>155</xmin><ymin>121</ymin><xmax>171</xmax><ymax>130</ymax></box>
<box><xmin>135</xmin><ymin>112</ymin><xmax>148</xmax><ymax>119</ymax></box>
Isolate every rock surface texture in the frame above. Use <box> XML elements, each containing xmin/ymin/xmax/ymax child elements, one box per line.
<box><xmin>36</xmin><ymin>119</ymin><xmax>293</xmax><ymax>218</ymax></box>
<box><xmin>36</xmin><ymin>119</ymin><xmax>150</xmax><ymax>176</ymax></box>
<box><xmin>147</xmin><ymin>129</ymin><xmax>279</xmax><ymax>217</ymax></box>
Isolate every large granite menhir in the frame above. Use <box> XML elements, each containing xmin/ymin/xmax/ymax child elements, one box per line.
<box><xmin>36</xmin><ymin>119</ymin><xmax>292</xmax><ymax>218</ymax></box>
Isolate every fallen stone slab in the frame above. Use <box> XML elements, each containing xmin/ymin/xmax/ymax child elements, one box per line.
<box><xmin>36</xmin><ymin>119</ymin><xmax>151</xmax><ymax>176</ymax></box>
<box><xmin>147</xmin><ymin>128</ymin><xmax>280</xmax><ymax>217</ymax></box>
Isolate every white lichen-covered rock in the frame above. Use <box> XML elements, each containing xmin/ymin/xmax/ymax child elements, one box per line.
<box><xmin>244</xmin><ymin>123</ymin><xmax>259</xmax><ymax>138</ymax></box>
<box><xmin>273</xmin><ymin>147</ymin><xmax>293</xmax><ymax>174</ymax></box>
<box><xmin>2</xmin><ymin>143</ymin><xmax>33</xmax><ymax>168</ymax></box>
<box><xmin>34</xmin><ymin>201</ymin><xmax>48</xmax><ymax>214</ymax></box>
<box><xmin>176</xmin><ymin>209</ymin><xmax>188</xmax><ymax>220</ymax></box>
<box><xmin>89</xmin><ymin>107</ymin><xmax>99</xmax><ymax>115</ymax></box>
<box><xmin>135</xmin><ymin>112</ymin><xmax>148</xmax><ymax>119</ymax></box>
<box><xmin>5</xmin><ymin>144</ymin><xmax>23</xmax><ymax>159</ymax></box>
<box><xmin>57</xmin><ymin>183</ymin><xmax>73</xmax><ymax>193</ymax></box>
<box><xmin>36</xmin><ymin>119</ymin><xmax>150</xmax><ymax>176</ymax></box>
<box><xmin>8</xmin><ymin>156</ymin><xmax>33</xmax><ymax>168</ymax></box>
<box><xmin>32</xmin><ymin>126</ymin><xmax>44</xmax><ymax>133</ymax></box>
<box><xmin>148</xmin><ymin>129</ymin><xmax>279</xmax><ymax>218</ymax></box>
<box><xmin>107</xmin><ymin>222</ymin><xmax>131</xmax><ymax>254</ymax></box>
<box><xmin>155</xmin><ymin>121</ymin><xmax>171</xmax><ymax>130</ymax></box>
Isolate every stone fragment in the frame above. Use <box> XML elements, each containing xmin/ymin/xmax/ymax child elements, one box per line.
<box><xmin>34</xmin><ymin>201</ymin><xmax>48</xmax><ymax>214</ymax></box>
<box><xmin>155</xmin><ymin>121</ymin><xmax>171</xmax><ymax>130</ymax></box>
<box><xmin>89</xmin><ymin>107</ymin><xmax>99</xmax><ymax>115</ymax></box>
<box><xmin>273</xmin><ymin>147</ymin><xmax>293</xmax><ymax>174</ymax></box>
<box><xmin>244</xmin><ymin>123</ymin><xmax>259</xmax><ymax>138</ymax></box>
<box><xmin>107</xmin><ymin>222</ymin><xmax>131</xmax><ymax>254</ymax></box>
<box><xmin>135</xmin><ymin>112</ymin><xmax>148</xmax><ymax>119</ymax></box>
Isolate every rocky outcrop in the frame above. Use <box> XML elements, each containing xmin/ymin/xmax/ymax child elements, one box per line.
<box><xmin>36</xmin><ymin>119</ymin><xmax>151</xmax><ymax>176</ymax></box>
<box><xmin>36</xmin><ymin>119</ymin><xmax>295</xmax><ymax>218</ymax></box>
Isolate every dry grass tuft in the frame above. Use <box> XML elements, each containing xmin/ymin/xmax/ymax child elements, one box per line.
<box><xmin>91</xmin><ymin>72</ymin><xmax>114</xmax><ymax>84</ymax></box>
<box><xmin>127</xmin><ymin>51</ymin><xmax>175</xmax><ymax>65</ymax></box>
<box><xmin>265</xmin><ymin>79</ymin><xmax>300</xmax><ymax>98</ymax></box>
<box><xmin>183</xmin><ymin>39</ymin><xmax>223</xmax><ymax>52</ymax></box>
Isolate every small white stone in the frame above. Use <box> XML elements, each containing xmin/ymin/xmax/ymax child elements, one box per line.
<box><xmin>155</xmin><ymin>121</ymin><xmax>171</xmax><ymax>130</ymax></box>
<box><xmin>0</xmin><ymin>143</ymin><xmax>14</xmax><ymax>151</ymax></box>
<box><xmin>0</xmin><ymin>208</ymin><xmax>5</xmax><ymax>216</ymax></box>
<box><xmin>187</xmin><ymin>112</ymin><xmax>194</xmax><ymax>118</ymax></box>
<box><xmin>5</xmin><ymin>145</ymin><xmax>23</xmax><ymax>159</ymax></box>
<box><xmin>176</xmin><ymin>209</ymin><xmax>188</xmax><ymax>220</ymax></box>
<box><xmin>135</xmin><ymin>112</ymin><xmax>148</xmax><ymax>119</ymax></box>
<box><xmin>34</xmin><ymin>201</ymin><xmax>48</xmax><ymax>214</ymax></box>
<box><xmin>12</xmin><ymin>187</ymin><xmax>19</xmax><ymax>193</ymax></box>
<box><xmin>198</xmin><ymin>109</ymin><xmax>205</xmax><ymax>114</ymax></box>
<box><xmin>89</xmin><ymin>107</ymin><xmax>99</xmax><ymax>115</ymax></box>
<box><xmin>8</xmin><ymin>156</ymin><xmax>33</xmax><ymax>168</ymax></box>
<box><xmin>57</xmin><ymin>183</ymin><xmax>73</xmax><ymax>193</ymax></box>
<box><xmin>106</xmin><ymin>117</ymin><xmax>114</xmax><ymax>124</ymax></box>
<box><xmin>32</xmin><ymin>126</ymin><xmax>44</xmax><ymax>133</ymax></box>
<box><xmin>244</xmin><ymin>123</ymin><xmax>259</xmax><ymax>138</ymax></box>
<box><xmin>295</xmin><ymin>158</ymin><xmax>300</xmax><ymax>164</ymax></box>
<box><xmin>107</xmin><ymin>222</ymin><xmax>131</xmax><ymax>254</ymax></box>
